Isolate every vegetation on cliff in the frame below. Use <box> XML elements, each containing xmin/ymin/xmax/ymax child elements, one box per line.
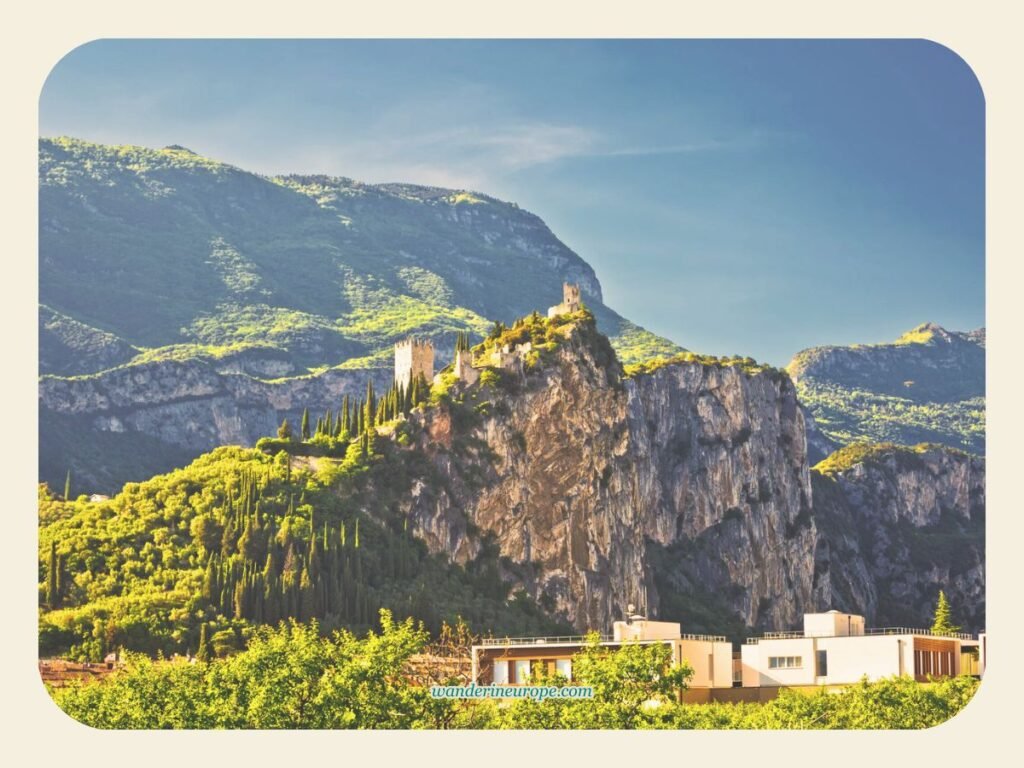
<box><xmin>38</xmin><ymin>433</ymin><xmax>568</xmax><ymax>661</ymax></box>
<box><xmin>624</xmin><ymin>350</ymin><xmax>785</xmax><ymax>380</ymax></box>
<box><xmin>812</xmin><ymin>441</ymin><xmax>964</xmax><ymax>476</ymax></box>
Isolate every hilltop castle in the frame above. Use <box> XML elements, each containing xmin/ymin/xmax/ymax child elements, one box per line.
<box><xmin>547</xmin><ymin>282</ymin><xmax>582</xmax><ymax>318</ymax></box>
<box><xmin>394</xmin><ymin>338</ymin><xmax>434</xmax><ymax>390</ymax></box>
<box><xmin>394</xmin><ymin>281</ymin><xmax>580</xmax><ymax>389</ymax></box>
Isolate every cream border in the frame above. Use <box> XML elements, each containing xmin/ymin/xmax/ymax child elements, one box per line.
<box><xmin>2</xmin><ymin>1</ymin><xmax>1020</xmax><ymax>763</ymax></box>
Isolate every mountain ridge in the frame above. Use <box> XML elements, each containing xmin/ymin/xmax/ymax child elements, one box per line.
<box><xmin>39</xmin><ymin>136</ymin><xmax>684</xmax><ymax>490</ymax></box>
<box><xmin>787</xmin><ymin>321</ymin><xmax>985</xmax><ymax>457</ymax></box>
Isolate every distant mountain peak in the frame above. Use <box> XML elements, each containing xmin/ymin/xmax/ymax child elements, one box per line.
<box><xmin>895</xmin><ymin>322</ymin><xmax>950</xmax><ymax>345</ymax></box>
<box><xmin>163</xmin><ymin>144</ymin><xmax>198</xmax><ymax>154</ymax></box>
<box><xmin>895</xmin><ymin>322</ymin><xmax>985</xmax><ymax>347</ymax></box>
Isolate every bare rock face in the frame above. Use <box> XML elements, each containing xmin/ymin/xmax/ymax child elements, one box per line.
<box><xmin>39</xmin><ymin>357</ymin><xmax>391</xmax><ymax>491</ymax></box>
<box><xmin>811</xmin><ymin>447</ymin><xmax>984</xmax><ymax>632</ymax></box>
<box><xmin>399</xmin><ymin>321</ymin><xmax>984</xmax><ymax>635</ymax></box>
<box><xmin>401</xmin><ymin>324</ymin><xmax>819</xmax><ymax>632</ymax></box>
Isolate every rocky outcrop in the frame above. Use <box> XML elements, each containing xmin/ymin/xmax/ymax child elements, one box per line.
<box><xmin>39</xmin><ymin>357</ymin><xmax>392</xmax><ymax>491</ymax></box>
<box><xmin>398</xmin><ymin>323</ymin><xmax>818</xmax><ymax>632</ymax></box>
<box><xmin>811</xmin><ymin>447</ymin><xmax>985</xmax><ymax>633</ymax></box>
<box><xmin>394</xmin><ymin>320</ymin><xmax>984</xmax><ymax>634</ymax></box>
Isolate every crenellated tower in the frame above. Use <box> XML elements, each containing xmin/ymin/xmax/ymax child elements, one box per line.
<box><xmin>394</xmin><ymin>338</ymin><xmax>435</xmax><ymax>390</ymax></box>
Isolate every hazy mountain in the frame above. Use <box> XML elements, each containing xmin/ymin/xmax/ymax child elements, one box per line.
<box><xmin>787</xmin><ymin>322</ymin><xmax>985</xmax><ymax>457</ymax></box>
<box><xmin>39</xmin><ymin>137</ymin><xmax>683</xmax><ymax>490</ymax></box>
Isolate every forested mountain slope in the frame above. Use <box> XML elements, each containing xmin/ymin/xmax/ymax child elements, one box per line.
<box><xmin>39</xmin><ymin>137</ymin><xmax>682</xmax><ymax>491</ymax></box>
<box><xmin>787</xmin><ymin>323</ymin><xmax>985</xmax><ymax>457</ymax></box>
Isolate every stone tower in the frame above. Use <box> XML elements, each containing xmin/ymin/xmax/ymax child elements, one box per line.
<box><xmin>547</xmin><ymin>282</ymin><xmax>583</xmax><ymax>318</ymax></box>
<box><xmin>454</xmin><ymin>348</ymin><xmax>479</xmax><ymax>386</ymax></box>
<box><xmin>394</xmin><ymin>338</ymin><xmax>434</xmax><ymax>390</ymax></box>
<box><xmin>563</xmin><ymin>282</ymin><xmax>581</xmax><ymax>309</ymax></box>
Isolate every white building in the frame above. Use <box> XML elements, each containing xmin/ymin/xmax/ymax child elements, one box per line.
<box><xmin>740</xmin><ymin>610</ymin><xmax>979</xmax><ymax>687</ymax></box>
<box><xmin>472</xmin><ymin>618</ymin><xmax>734</xmax><ymax>694</ymax></box>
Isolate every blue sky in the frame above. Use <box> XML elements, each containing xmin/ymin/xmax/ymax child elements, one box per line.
<box><xmin>40</xmin><ymin>39</ymin><xmax>984</xmax><ymax>365</ymax></box>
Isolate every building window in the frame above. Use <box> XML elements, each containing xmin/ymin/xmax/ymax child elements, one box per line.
<box><xmin>816</xmin><ymin>650</ymin><xmax>828</xmax><ymax>677</ymax></box>
<box><xmin>768</xmin><ymin>656</ymin><xmax>802</xmax><ymax>669</ymax></box>
<box><xmin>492</xmin><ymin>660</ymin><xmax>509</xmax><ymax>685</ymax></box>
<box><xmin>555</xmin><ymin>659</ymin><xmax>572</xmax><ymax>681</ymax></box>
<box><xmin>515</xmin><ymin>659</ymin><xmax>532</xmax><ymax>684</ymax></box>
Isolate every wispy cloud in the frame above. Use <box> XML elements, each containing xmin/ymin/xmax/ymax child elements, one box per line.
<box><xmin>277</xmin><ymin>121</ymin><xmax>759</xmax><ymax>191</ymax></box>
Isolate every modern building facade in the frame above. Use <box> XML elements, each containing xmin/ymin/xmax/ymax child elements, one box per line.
<box><xmin>472</xmin><ymin>618</ymin><xmax>734</xmax><ymax>694</ymax></box>
<box><xmin>740</xmin><ymin>610</ymin><xmax>979</xmax><ymax>687</ymax></box>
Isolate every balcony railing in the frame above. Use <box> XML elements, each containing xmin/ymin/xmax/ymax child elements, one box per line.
<box><xmin>746</xmin><ymin>627</ymin><xmax>975</xmax><ymax>644</ymax></box>
<box><xmin>480</xmin><ymin>635</ymin><xmax>612</xmax><ymax>646</ymax></box>
<box><xmin>865</xmin><ymin>627</ymin><xmax>975</xmax><ymax>640</ymax></box>
<box><xmin>479</xmin><ymin>632</ymin><xmax>726</xmax><ymax>647</ymax></box>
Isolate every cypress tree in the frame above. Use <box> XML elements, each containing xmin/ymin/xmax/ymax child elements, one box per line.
<box><xmin>233</xmin><ymin>579</ymin><xmax>246</xmax><ymax>620</ymax></box>
<box><xmin>341</xmin><ymin>395</ymin><xmax>350</xmax><ymax>436</ymax></box>
<box><xmin>55</xmin><ymin>554</ymin><xmax>64</xmax><ymax>604</ymax></box>
<box><xmin>366</xmin><ymin>380</ymin><xmax>376</xmax><ymax>431</ymax></box>
<box><xmin>63</xmin><ymin>470</ymin><xmax>71</xmax><ymax>502</ymax></box>
<box><xmin>410</xmin><ymin>376</ymin><xmax>421</xmax><ymax>408</ymax></box>
<box><xmin>202</xmin><ymin>556</ymin><xmax>217</xmax><ymax>603</ymax></box>
<box><xmin>277</xmin><ymin>418</ymin><xmax>293</xmax><ymax>440</ymax></box>
<box><xmin>196</xmin><ymin>623</ymin><xmax>212</xmax><ymax>662</ymax></box>
<box><xmin>301</xmin><ymin>407</ymin><xmax>311</xmax><ymax>441</ymax></box>
<box><xmin>299</xmin><ymin>570</ymin><xmax>315</xmax><ymax>621</ymax></box>
<box><xmin>46</xmin><ymin>541</ymin><xmax>58</xmax><ymax>609</ymax></box>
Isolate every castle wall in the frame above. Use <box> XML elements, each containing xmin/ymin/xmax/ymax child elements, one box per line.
<box><xmin>455</xmin><ymin>350</ymin><xmax>480</xmax><ymax>386</ymax></box>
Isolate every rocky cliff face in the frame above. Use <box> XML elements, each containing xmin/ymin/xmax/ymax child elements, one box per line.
<box><xmin>39</xmin><ymin>355</ymin><xmax>393</xmax><ymax>492</ymax></box>
<box><xmin>811</xmin><ymin>446</ymin><xmax>985</xmax><ymax>632</ymax></box>
<box><xmin>390</xmin><ymin>320</ymin><xmax>983</xmax><ymax>634</ymax></box>
<box><xmin>395</xmin><ymin>322</ymin><xmax>816</xmax><ymax>632</ymax></box>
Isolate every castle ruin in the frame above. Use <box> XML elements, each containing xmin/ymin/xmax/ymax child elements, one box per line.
<box><xmin>453</xmin><ymin>348</ymin><xmax>479</xmax><ymax>386</ymax></box>
<box><xmin>395</xmin><ymin>282</ymin><xmax>573</xmax><ymax>391</ymax></box>
<box><xmin>394</xmin><ymin>338</ymin><xmax>434</xmax><ymax>390</ymax></box>
<box><xmin>547</xmin><ymin>282</ymin><xmax>582</xmax><ymax>318</ymax></box>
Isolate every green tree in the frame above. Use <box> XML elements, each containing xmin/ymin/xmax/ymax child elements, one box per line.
<box><xmin>300</xmin><ymin>408</ymin><xmax>310</xmax><ymax>441</ymax></box>
<box><xmin>930</xmin><ymin>590</ymin><xmax>961</xmax><ymax>636</ymax></box>
<box><xmin>46</xmin><ymin>540</ymin><xmax>58</xmax><ymax>609</ymax></box>
<box><xmin>196</xmin><ymin>623</ymin><xmax>212</xmax><ymax>663</ymax></box>
<box><xmin>277</xmin><ymin>418</ymin><xmax>293</xmax><ymax>441</ymax></box>
<box><xmin>63</xmin><ymin>469</ymin><xmax>71</xmax><ymax>501</ymax></box>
